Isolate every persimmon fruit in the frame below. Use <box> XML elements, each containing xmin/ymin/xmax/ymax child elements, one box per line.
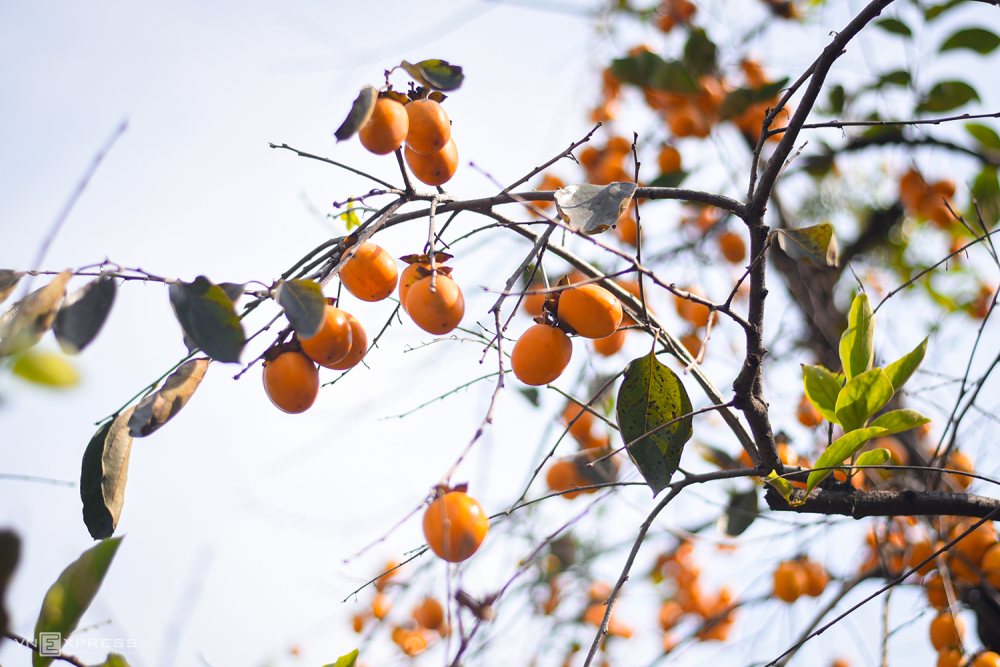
<box><xmin>773</xmin><ymin>561</ymin><xmax>806</xmax><ymax>603</ymax></box>
<box><xmin>340</xmin><ymin>242</ymin><xmax>399</xmax><ymax>302</ymax></box>
<box><xmin>413</xmin><ymin>598</ymin><xmax>444</xmax><ymax>630</ymax></box>
<box><xmin>405</xmin><ymin>99</ymin><xmax>451</xmax><ymax>155</ymax></box>
<box><xmin>546</xmin><ymin>460</ymin><xmax>583</xmax><ymax>499</ymax></box>
<box><xmin>930</xmin><ymin>613</ymin><xmax>964</xmax><ymax>651</ymax></box>
<box><xmin>299</xmin><ymin>305</ymin><xmax>352</xmax><ymax>368</ymax></box>
<box><xmin>406</xmin><ymin>274</ymin><xmax>464</xmax><ymax>334</ymax></box>
<box><xmin>405</xmin><ymin>138</ymin><xmax>459</xmax><ymax>186</ymax></box>
<box><xmin>718</xmin><ymin>231</ymin><xmax>746</xmax><ymax>263</ymax></box>
<box><xmin>593</xmin><ymin>327</ymin><xmax>627</xmax><ymax>356</ymax></box>
<box><xmin>511</xmin><ymin>323</ymin><xmax>573</xmax><ymax>386</ymax></box>
<box><xmin>422</xmin><ymin>490</ymin><xmax>490</xmax><ymax>562</ymax></box>
<box><xmin>327</xmin><ymin>312</ymin><xmax>367</xmax><ymax>370</ymax></box>
<box><xmin>658</xmin><ymin>145</ymin><xmax>682</xmax><ymax>174</ymax></box>
<box><xmin>263</xmin><ymin>350</ymin><xmax>319</xmax><ymax>414</ymax></box>
<box><xmin>974</xmin><ymin>652</ymin><xmax>1000</xmax><ymax>667</ymax></box>
<box><xmin>557</xmin><ymin>283</ymin><xmax>623</xmax><ymax>339</ymax></box>
<box><xmin>398</xmin><ymin>262</ymin><xmax>429</xmax><ymax>313</ymax></box>
<box><xmin>359</xmin><ymin>97</ymin><xmax>409</xmax><ymax>155</ymax></box>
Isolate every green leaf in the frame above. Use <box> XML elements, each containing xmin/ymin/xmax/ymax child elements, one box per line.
<box><xmin>719</xmin><ymin>79</ymin><xmax>789</xmax><ymax>120</ymax></box>
<box><xmin>971</xmin><ymin>166</ymin><xmax>1000</xmax><ymax>226</ymax></box>
<box><xmin>839</xmin><ymin>293</ymin><xmax>874</xmax><ymax>382</ymax></box>
<box><xmin>869</xmin><ymin>409</ymin><xmax>931</xmax><ymax>436</ymax></box>
<box><xmin>0</xmin><ymin>270</ymin><xmax>25</xmax><ymax>307</ymax></box>
<box><xmin>648</xmin><ymin>171</ymin><xmax>688</xmax><ymax>188</ymax></box>
<box><xmin>128</xmin><ymin>358</ymin><xmax>210</xmax><ymax>437</ymax></box>
<box><xmin>941</xmin><ymin>28</ymin><xmax>1000</xmax><ymax>54</ymax></box>
<box><xmin>835</xmin><ymin>368</ymin><xmax>893</xmax><ymax>432</ymax></box>
<box><xmin>11</xmin><ymin>350</ymin><xmax>80</xmax><ymax>388</ymax></box>
<box><xmin>616</xmin><ymin>351</ymin><xmax>693</xmax><ymax>495</ymax></box>
<box><xmin>875</xmin><ymin>70</ymin><xmax>911</xmax><ymax>88</ymax></box>
<box><xmin>33</xmin><ymin>538</ymin><xmax>123</xmax><ymax>667</ymax></box>
<box><xmin>883</xmin><ymin>337</ymin><xmax>927</xmax><ymax>392</ymax></box>
<box><xmin>721</xmin><ymin>487</ymin><xmax>758</xmax><ymax>537</ymax></box>
<box><xmin>807</xmin><ymin>426</ymin><xmax>887</xmax><ymax>494</ymax></box>
<box><xmin>274</xmin><ymin>279</ymin><xmax>327</xmax><ymax>339</ymax></box>
<box><xmin>828</xmin><ymin>85</ymin><xmax>845</xmax><ymax>115</ymax></box>
<box><xmin>0</xmin><ymin>530</ymin><xmax>20</xmax><ymax>641</ymax></box>
<box><xmin>966</xmin><ymin>123</ymin><xmax>1000</xmax><ymax>151</ymax></box>
<box><xmin>53</xmin><ymin>275</ymin><xmax>116</xmax><ymax>354</ymax></box>
<box><xmin>771</xmin><ymin>223</ymin><xmax>839</xmax><ymax>268</ymax></box>
<box><xmin>81</xmin><ymin>408</ymin><xmax>136</xmax><ymax>540</ymax></box>
<box><xmin>876</xmin><ymin>18</ymin><xmax>912</xmax><ymax>37</ymax></box>
<box><xmin>683</xmin><ymin>29</ymin><xmax>717</xmax><ymax>78</ymax></box>
<box><xmin>802</xmin><ymin>364</ymin><xmax>841</xmax><ymax>424</ymax></box>
<box><xmin>555</xmin><ymin>182</ymin><xmax>637</xmax><ymax>235</ymax></box>
<box><xmin>610</xmin><ymin>52</ymin><xmax>699</xmax><ymax>94</ymax></box>
<box><xmin>764</xmin><ymin>470</ymin><xmax>796</xmax><ymax>504</ymax></box>
<box><xmin>0</xmin><ymin>271</ymin><xmax>71</xmax><ymax>357</ymax></box>
<box><xmin>801</xmin><ymin>152</ymin><xmax>835</xmax><ymax>178</ymax></box>
<box><xmin>217</xmin><ymin>282</ymin><xmax>246</xmax><ymax>303</ymax></box>
<box><xmin>95</xmin><ymin>655</ymin><xmax>131</xmax><ymax>667</ymax></box>
<box><xmin>324</xmin><ymin>649</ymin><xmax>359</xmax><ymax>667</ymax></box>
<box><xmin>856</xmin><ymin>448</ymin><xmax>891</xmax><ymax>468</ymax></box>
<box><xmin>334</xmin><ymin>85</ymin><xmax>377</xmax><ymax>142</ymax></box>
<box><xmin>926</xmin><ymin>0</ymin><xmax>965</xmax><ymax>20</ymax></box>
<box><xmin>401</xmin><ymin>59</ymin><xmax>464</xmax><ymax>91</ymax></box>
<box><xmin>168</xmin><ymin>276</ymin><xmax>245</xmax><ymax>363</ymax></box>
<box><xmin>917</xmin><ymin>81</ymin><xmax>980</xmax><ymax>113</ymax></box>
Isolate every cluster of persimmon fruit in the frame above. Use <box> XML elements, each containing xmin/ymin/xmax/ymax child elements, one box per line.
<box><xmin>771</xmin><ymin>557</ymin><xmax>829</xmax><ymax>603</ymax></box>
<box><xmin>261</xmin><ymin>243</ymin><xmax>465</xmax><ymax>414</ymax></box>
<box><xmin>358</xmin><ymin>89</ymin><xmax>459</xmax><ymax>186</ymax></box>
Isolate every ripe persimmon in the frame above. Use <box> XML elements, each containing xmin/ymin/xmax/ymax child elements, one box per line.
<box><xmin>327</xmin><ymin>312</ymin><xmax>367</xmax><ymax>370</ymax></box>
<box><xmin>974</xmin><ymin>652</ymin><xmax>1000</xmax><ymax>667</ymax></box>
<box><xmin>405</xmin><ymin>138</ymin><xmax>459</xmax><ymax>186</ymax></box>
<box><xmin>930</xmin><ymin>613</ymin><xmax>964</xmax><ymax>651</ymax></box>
<box><xmin>615</xmin><ymin>208</ymin><xmax>639</xmax><ymax>246</ymax></box>
<box><xmin>405</xmin><ymin>99</ymin><xmax>451</xmax><ymax>155</ymax></box>
<box><xmin>398</xmin><ymin>262</ymin><xmax>429</xmax><ymax>313</ymax></box>
<box><xmin>422</xmin><ymin>490</ymin><xmax>490</xmax><ymax>562</ymax></box>
<box><xmin>800</xmin><ymin>559</ymin><xmax>828</xmax><ymax>597</ymax></box>
<box><xmin>521</xmin><ymin>283</ymin><xmax>546</xmax><ymax>316</ymax></box>
<box><xmin>406</xmin><ymin>274</ymin><xmax>464</xmax><ymax>334</ymax></box>
<box><xmin>412</xmin><ymin>598</ymin><xmax>444</xmax><ymax>630</ymax></box>
<box><xmin>658</xmin><ymin>145</ymin><xmax>682</xmax><ymax>174</ymax></box>
<box><xmin>906</xmin><ymin>540</ymin><xmax>938</xmax><ymax>576</ymax></box>
<box><xmin>299</xmin><ymin>305</ymin><xmax>352</xmax><ymax>368</ymax></box>
<box><xmin>546</xmin><ymin>460</ymin><xmax>583</xmax><ymax>499</ymax></box>
<box><xmin>340</xmin><ymin>242</ymin><xmax>399</xmax><ymax>302</ymax></box>
<box><xmin>263</xmin><ymin>350</ymin><xmax>319</xmax><ymax>414</ymax></box>
<box><xmin>593</xmin><ymin>328</ymin><xmax>627</xmax><ymax>356</ymax></box>
<box><xmin>561</xmin><ymin>401</ymin><xmax>596</xmax><ymax>442</ymax></box>
<box><xmin>359</xmin><ymin>97</ymin><xmax>409</xmax><ymax>155</ymax></box>
<box><xmin>925</xmin><ymin>572</ymin><xmax>948</xmax><ymax>610</ymax></box>
<box><xmin>938</xmin><ymin>649</ymin><xmax>965</xmax><ymax>667</ymax></box>
<box><xmin>675</xmin><ymin>289</ymin><xmax>715</xmax><ymax>328</ymax></box>
<box><xmin>773</xmin><ymin>561</ymin><xmax>807</xmax><ymax>603</ymax></box>
<box><xmin>557</xmin><ymin>283</ymin><xmax>623</xmax><ymax>339</ymax></box>
<box><xmin>532</xmin><ymin>173</ymin><xmax>564</xmax><ymax>212</ymax></box>
<box><xmin>372</xmin><ymin>593</ymin><xmax>392</xmax><ymax>620</ymax></box>
<box><xmin>718</xmin><ymin>231</ymin><xmax>746</xmax><ymax>263</ymax></box>
<box><xmin>680</xmin><ymin>333</ymin><xmax>702</xmax><ymax>359</ymax></box>
<box><xmin>797</xmin><ymin>395</ymin><xmax>823</xmax><ymax>427</ymax></box>
<box><xmin>511</xmin><ymin>323</ymin><xmax>573</xmax><ymax>386</ymax></box>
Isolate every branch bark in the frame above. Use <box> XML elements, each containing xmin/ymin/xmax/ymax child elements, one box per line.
<box><xmin>765</xmin><ymin>485</ymin><xmax>1000</xmax><ymax>519</ymax></box>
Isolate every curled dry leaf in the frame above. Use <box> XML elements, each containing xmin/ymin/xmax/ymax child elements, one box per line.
<box><xmin>0</xmin><ymin>270</ymin><xmax>72</xmax><ymax>357</ymax></box>
<box><xmin>0</xmin><ymin>270</ymin><xmax>25</xmax><ymax>306</ymax></box>
<box><xmin>128</xmin><ymin>358</ymin><xmax>210</xmax><ymax>437</ymax></box>
<box><xmin>771</xmin><ymin>223</ymin><xmax>839</xmax><ymax>269</ymax></box>
<box><xmin>554</xmin><ymin>182</ymin><xmax>637</xmax><ymax>235</ymax></box>
<box><xmin>400</xmin><ymin>59</ymin><xmax>465</xmax><ymax>91</ymax></box>
<box><xmin>53</xmin><ymin>274</ymin><xmax>117</xmax><ymax>354</ymax></box>
<box><xmin>81</xmin><ymin>407</ymin><xmax>136</xmax><ymax>540</ymax></box>
<box><xmin>335</xmin><ymin>85</ymin><xmax>378</xmax><ymax>142</ymax></box>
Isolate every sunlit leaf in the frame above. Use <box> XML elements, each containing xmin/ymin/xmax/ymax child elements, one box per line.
<box><xmin>839</xmin><ymin>293</ymin><xmax>874</xmax><ymax>382</ymax></box>
<box><xmin>917</xmin><ymin>81</ymin><xmax>980</xmax><ymax>113</ymax></box>
<box><xmin>0</xmin><ymin>270</ymin><xmax>25</xmax><ymax>307</ymax></box>
<box><xmin>771</xmin><ymin>223</ymin><xmax>839</xmax><ymax>268</ymax></box>
<box><xmin>835</xmin><ymin>368</ymin><xmax>892</xmax><ymax>433</ymax></box>
<box><xmin>81</xmin><ymin>409</ymin><xmax>135</xmax><ymax>539</ymax></box>
<box><xmin>721</xmin><ymin>487</ymin><xmax>758</xmax><ymax>536</ymax></box>
<box><xmin>869</xmin><ymin>409</ymin><xmax>931</xmax><ymax>436</ymax></box>
<box><xmin>0</xmin><ymin>271</ymin><xmax>71</xmax><ymax>357</ymax></box>
<box><xmin>53</xmin><ymin>275</ymin><xmax>116</xmax><ymax>354</ymax></box>
<box><xmin>856</xmin><ymin>448</ymin><xmax>891</xmax><ymax>468</ymax></box>
<box><xmin>764</xmin><ymin>470</ymin><xmax>796</xmax><ymax>504</ymax></box>
<box><xmin>274</xmin><ymin>279</ymin><xmax>326</xmax><ymax>339</ymax></box>
<box><xmin>323</xmin><ymin>649</ymin><xmax>359</xmax><ymax>667</ymax></box>
<box><xmin>883</xmin><ymin>337</ymin><xmax>927</xmax><ymax>392</ymax></box>
<box><xmin>967</xmin><ymin>123</ymin><xmax>1000</xmax><ymax>151</ymax></box>
<box><xmin>33</xmin><ymin>538</ymin><xmax>122</xmax><ymax>667</ymax></box>
<box><xmin>400</xmin><ymin>59</ymin><xmax>464</xmax><ymax>91</ymax></box>
<box><xmin>876</xmin><ymin>18</ymin><xmax>912</xmax><ymax>37</ymax></box>
<box><xmin>0</xmin><ymin>530</ymin><xmax>20</xmax><ymax>641</ymax></box>
<box><xmin>555</xmin><ymin>182</ymin><xmax>637</xmax><ymax>236</ymax></box>
<box><xmin>807</xmin><ymin>426</ymin><xmax>887</xmax><ymax>494</ymax></box>
<box><xmin>941</xmin><ymin>28</ymin><xmax>1000</xmax><ymax>54</ymax></box>
<box><xmin>616</xmin><ymin>351</ymin><xmax>693</xmax><ymax>495</ymax></box>
<box><xmin>11</xmin><ymin>350</ymin><xmax>80</xmax><ymax>388</ymax></box>
<box><xmin>168</xmin><ymin>276</ymin><xmax>245</xmax><ymax>363</ymax></box>
<box><xmin>802</xmin><ymin>364</ymin><xmax>841</xmax><ymax>424</ymax></box>
<box><xmin>971</xmin><ymin>165</ymin><xmax>1000</xmax><ymax>226</ymax></box>
<box><xmin>334</xmin><ymin>85</ymin><xmax>377</xmax><ymax>142</ymax></box>
<box><xmin>95</xmin><ymin>655</ymin><xmax>131</xmax><ymax>667</ymax></box>
<box><xmin>128</xmin><ymin>359</ymin><xmax>210</xmax><ymax>437</ymax></box>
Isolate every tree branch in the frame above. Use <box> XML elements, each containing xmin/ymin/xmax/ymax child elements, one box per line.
<box><xmin>765</xmin><ymin>485</ymin><xmax>1000</xmax><ymax>519</ymax></box>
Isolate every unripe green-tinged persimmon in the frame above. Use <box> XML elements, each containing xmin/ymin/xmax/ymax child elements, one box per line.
<box><xmin>511</xmin><ymin>323</ymin><xmax>573</xmax><ymax>386</ymax></box>
<box><xmin>422</xmin><ymin>490</ymin><xmax>489</xmax><ymax>562</ymax></box>
<box><xmin>340</xmin><ymin>242</ymin><xmax>398</xmax><ymax>302</ymax></box>
<box><xmin>406</xmin><ymin>274</ymin><xmax>464</xmax><ymax>334</ymax></box>
<box><xmin>405</xmin><ymin>138</ymin><xmax>459</xmax><ymax>186</ymax></box>
<box><xmin>398</xmin><ymin>262</ymin><xmax>429</xmax><ymax>313</ymax></box>
<box><xmin>557</xmin><ymin>283</ymin><xmax>623</xmax><ymax>339</ymax></box>
<box><xmin>359</xmin><ymin>97</ymin><xmax>409</xmax><ymax>155</ymax></box>
<box><xmin>405</xmin><ymin>99</ymin><xmax>451</xmax><ymax>155</ymax></box>
<box><xmin>328</xmin><ymin>312</ymin><xmax>368</xmax><ymax>370</ymax></box>
<box><xmin>263</xmin><ymin>351</ymin><xmax>319</xmax><ymax>414</ymax></box>
<box><xmin>299</xmin><ymin>305</ymin><xmax>352</xmax><ymax>368</ymax></box>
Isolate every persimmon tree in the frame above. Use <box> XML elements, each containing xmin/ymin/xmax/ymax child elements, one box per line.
<box><xmin>3</xmin><ymin>0</ymin><xmax>1000</xmax><ymax>666</ymax></box>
